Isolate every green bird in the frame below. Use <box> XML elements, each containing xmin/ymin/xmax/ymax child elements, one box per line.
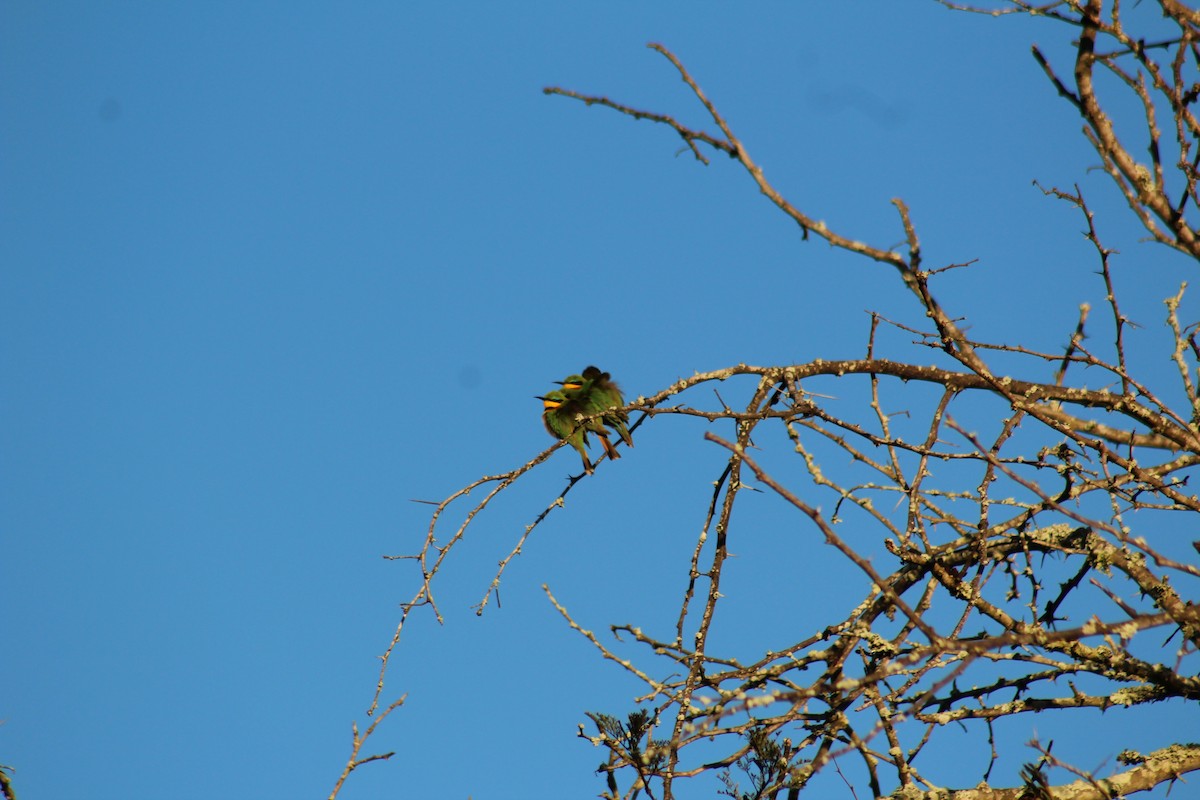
<box><xmin>559</xmin><ymin>365</ymin><xmax>633</xmax><ymax>449</ymax></box>
<box><xmin>537</xmin><ymin>389</ymin><xmax>601</xmax><ymax>474</ymax></box>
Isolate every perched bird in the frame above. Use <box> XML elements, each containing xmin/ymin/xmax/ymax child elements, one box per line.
<box><xmin>537</xmin><ymin>389</ymin><xmax>598</xmax><ymax>474</ymax></box>
<box><xmin>559</xmin><ymin>366</ymin><xmax>633</xmax><ymax>449</ymax></box>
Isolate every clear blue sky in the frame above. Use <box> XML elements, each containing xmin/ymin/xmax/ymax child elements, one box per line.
<box><xmin>3</xmin><ymin>3</ymin><xmax>1195</xmax><ymax>798</ymax></box>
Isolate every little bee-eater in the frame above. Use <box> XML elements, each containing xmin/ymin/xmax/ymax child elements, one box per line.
<box><xmin>559</xmin><ymin>366</ymin><xmax>633</xmax><ymax>449</ymax></box>
<box><xmin>537</xmin><ymin>390</ymin><xmax>596</xmax><ymax>474</ymax></box>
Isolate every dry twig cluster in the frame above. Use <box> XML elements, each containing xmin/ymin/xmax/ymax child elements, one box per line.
<box><xmin>333</xmin><ymin>3</ymin><xmax>1200</xmax><ymax>798</ymax></box>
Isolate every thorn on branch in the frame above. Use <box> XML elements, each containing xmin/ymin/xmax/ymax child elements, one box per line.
<box><xmin>352</xmin><ymin>752</ymin><xmax>396</xmax><ymax>768</ymax></box>
<box><xmin>1032</xmin><ymin>45</ymin><xmax>1083</xmax><ymax>112</ymax></box>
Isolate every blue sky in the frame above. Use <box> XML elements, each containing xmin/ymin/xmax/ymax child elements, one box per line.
<box><xmin>3</xmin><ymin>3</ymin><xmax>1197</xmax><ymax>798</ymax></box>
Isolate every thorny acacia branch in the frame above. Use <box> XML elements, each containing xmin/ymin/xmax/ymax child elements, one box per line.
<box><xmin>339</xmin><ymin>4</ymin><xmax>1200</xmax><ymax>799</ymax></box>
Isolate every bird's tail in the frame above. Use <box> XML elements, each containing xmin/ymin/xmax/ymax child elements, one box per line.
<box><xmin>597</xmin><ymin>431</ymin><xmax>621</xmax><ymax>461</ymax></box>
